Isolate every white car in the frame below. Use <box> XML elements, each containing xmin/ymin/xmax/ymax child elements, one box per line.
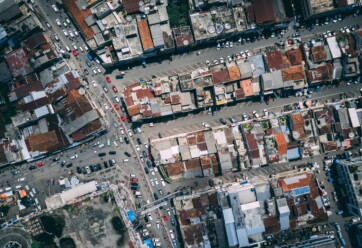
<box><xmin>229</xmin><ymin>41</ymin><xmax>233</xmax><ymax>47</ymax></box>
<box><xmin>135</xmin><ymin>145</ymin><xmax>140</xmax><ymax>151</ymax></box>
<box><xmin>206</xmin><ymin>60</ymin><xmax>210</xmax><ymax>66</ymax></box>
<box><xmin>252</xmin><ymin>110</ymin><xmax>259</xmax><ymax>118</ymax></box>
<box><xmin>144</xmin><ymin>142</ymin><xmax>149</xmax><ymax>149</ymax></box>
<box><xmin>92</xmin><ymin>68</ymin><xmax>97</xmax><ymax>75</ymax></box>
<box><xmin>219</xmin><ymin>57</ymin><xmax>224</xmax><ymax>63</ymax></box>
<box><xmin>104</xmin><ymin>103</ymin><xmax>109</xmax><ymax>110</ymax></box>
<box><xmin>263</xmin><ymin>109</ymin><xmax>269</xmax><ymax>117</ymax></box>
<box><xmin>85</xmin><ymin>166</ymin><xmax>91</xmax><ymax>174</ymax></box>
<box><xmin>70</xmin><ymin>154</ymin><xmax>78</xmax><ymax>159</ymax></box>
<box><xmin>154</xmin><ymin>179</ymin><xmax>159</xmax><ymax>185</ymax></box>
<box><xmin>69</xmin><ymin>30</ymin><xmax>74</xmax><ymax>38</ymax></box>
<box><xmin>156</xmin><ymin>221</ymin><xmax>160</xmax><ymax>229</ymax></box>
<box><xmin>120</xmin><ymin>128</ymin><xmax>125</xmax><ymax>135</ymax></box>
<box><xmin>216</xmin><ymin>43</ymin><xmax>220</xmax><ymax>50</ymax></box>
<box><xmin>56</xmin><ymin>19</ymin><xmax>62</xmax><ymax>26</ymax></box>
<box><xmin>242</xmin><ymin>113</ymin><xmax>248</xmax><ymax>121</ymax></box>
<box><xmin>213</xmin><ymin>59</ymin><xmax>219</xmax><ymax>65</ymax></box>
<box><xmin>151</xmin><ymin>169</ymin><xmax>155</xmax><ymax>176</ymax></box>
<box><xmin>202</xmin><ymin>122</ymin><xmax>210</xmax><ymax>128</ymax></box>
<box><xmin>92</xmin><ymin>81</ymin><xmax>97</xmax><ymax>87</ymax></box>
<box><xmin>65</xmin><ymin>18</ymin><xmax>71</xmax><ymax>25</ymax></box>
<box><xmin>148</xmin><ymin>213</ymin><xmax>153</xmax><ymax>221</ymax></box>
<box><xmin>63</xmin><ymin>29</ymin><xmax>68</xmax><ymax>37</ymax></box>
<box><xmin>166</xmin><ymin>208</ymin><xmax>171</xmax><ymax>216</ymax></box>
<box><xmin>72</xmin><ymin>43</ymin><xmax>78</xmax><ymax>50</ymax></box>
<box><xmin>73</xmin><ymin>29</ymin><xmax>79</xmax><ymax>36</ymax></box>
<box><xmin>161</xmin><ymin>178</ymin><xmax>166</xmax><ymax>187</ymax></box>
<box><xmin>18</xmin><ymin>177</ymin><xmax>26</xmax><ymax>182</ymax></box>
<box><xmin>227</xmin><ymin>55</ymin><xmax>232</xmax><ymax>62</ymax></box>
<box><xmin>79</xmin><ymin>46</ymin><xmax>84</xmax><ymax>52</ymax></box>
<box><xmin>114</xmin><ymin>96</ymin><xmax>120</xmax><ymax>103</ymax></box>
<box><xmin>54</xmin><ymin>34</ymin><xmax>59</xmax><ymax>41</ymax></box>
<box><xmin>96</xmin><ymin>67</ymin><xmax>101</xmax><ymax>74</ymax></box>
<box><xmin>150</xmin><ymin>179</ymin><xmax>155</xmax><ymax>187</ymax></box>
<box><xmin>128</xmin><ymin>130</ymin><xmax>133</xmax><ymax>137</ymax></box>
<box><xmin>83</xmin><ymin>44</ymin><xmax>89</xmax><ymax>51</ymax></box>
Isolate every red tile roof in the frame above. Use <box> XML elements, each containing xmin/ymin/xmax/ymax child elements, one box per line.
<box><xmin>265</xmin><ymin>50</ymin><xmax>291</xmax><ymax>70</ymax></box>
<box><xmin>281</xmin><ymin>66</ymin><xmax>306</xmax><ymax>82</ymax></box>
<box><xmin>311</xmin><ymin>45</ymin><xmax>328</xmax><ymax>62</ymax></box>
<box><xmin>23</xmin><ymin>32</ymin><xmax>48</xmax><ymax>51</ymax></box>
<box><xmin>246</xmin><ymin>5</ymin><xmax>255</xmax><ymax>23</ymax></box>
<box><xmin>138</xmin><ymin>18</ymin><xmax>154</xmax><ymax>51</ymax></box>
<box><xmin>25</xmin><ymin>131</ymin><xmax>61</xmax><ymax>152</ymax></box>
<box><xmin>165</xmin><ymin>161</ymin><xmax>184</xmax><ymax>177</ymax></box>
<box><xmin>5</xmin><ymin>48</ymin><xmax>33</xmax><ymax>78</ymax></box>
<box><xmin>286</xmin><ymin>48</ymin><xmax>303</xmax><ymax>66</ymax></box>
<box><xmin>253</xmin><ymin>0</ymin><xmax>275</xmax><ymax>24</ymax></box>
<box><xmin>212</xmin><ymin>70</ymin><xmax>230</xmax><ymax>84</ymax></box>
<box><xmin>123</xmin><ymin>0</ymin><xmax>140</xmax><ymax>14</ymax></box>
<box><xmin>275</xmin><ymin>133</ymin><xmax>287</xmax><ymax>155</ymax></box>
<box><xmin>279</xmin><ymin>173</ymin><xmax>312</xmax><ymax>193</ymax></box>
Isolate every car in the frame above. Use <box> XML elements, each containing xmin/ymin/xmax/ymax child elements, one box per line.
<box><xmin>63</xmin><ymin>21</ymin><xmax>68</xmax><ymax>27</ymax></box>
<box><xmin>83</xmin><ymin>44</ymin><xmax>89</xmax><ymax>51</ymax></box>
<box><xmin>86</xmin><ymin>61</ymin><xmax>91</xmax><ymax>67</ymax></box>
<box><xmin>202</xmin><ymin>122</ymin><xmax>210</xmax><ymax>128</ymax></box>
<box><xmin>209</xmin><ymin>179</ymin><xmax>215</xmax><ymax>187</ymax></box>
<box><xmin>150</xmin><ymin>178</ymin><xmax>155</xmax><ymax>187</ymax></box>
<box><xmin>106</xmin><ymin>76</ymin><xmax>111</xmax><ymax>83</ymax></box>
<box><xmin>114</xmin><ymin>95</ymin><xmax>120</xmax><ymax>103</ymax></box>
<box><xmin>91</xmin><ymin>81</ymin><xmax>97</xmax><ymax>87</ymax></box>
<box><xmin>216</xmin><ymin>43</ymin><xmax>221</xmax><ymax>50</ymax></box>
<box><xmin>92</xmin><ymin>68</ymin><xmax>97</xmax><ymax>75</ymax></box>
<box><xmin>70</xmin><ymin>154</ymin><xmax>78</xmax><ymax>159</ymax></box>
<box><xmin>135</xmin><ymin>138</ymin><xmax>141</xmax><ymax>145</ymax></box>
<box><xmin>252</xmin><ymin>110</ymin><xmax>259</xmax><ymax>118</ymax></box>
<box><xmin>153</xmin><ymin>192</ymin><xmax>159</xmax><ymax>200</ymax></box>
<box><xmin>171</xmin><ymin>218</ymin><xmax>176</xmax><ymax>226</ymax></box>
<box><xmin>76</xmin><ymin>167</ymin><xmax>82</xmax><ymax>174</ymax></box>
<box><xmin>60</xmin><ymin>161</ymin><xmax>66</xmax><ymax>167</ymax></box>
<box><xmin>72</xmin><ymin>50</ymin><xmax>77</xmax><ymax>57</ymax></box>
<box><xmin>37</xmin><ymin>162</ymin><xmax>45</xmax><ymax>167</ymax></box>
<box><xmin>206</xmin><ymin>60</ymin><xmax>211</xmax><ymax>66</ymax></box>
<box><xmin>142</xmin><ymin>151</ymin><xmax>147</xmax><ymax>158</ymax></box>
<box><xmin>65</xmin><ymin>18</ymin><xmax>71</xmax><ymax>25</ymax></box>
<box><xmin>158</xmin><ymin>188</ymin><xmax>163</xmax><ymax>195</ymax></box>
<box><xmin>219</xmin><ymin>57</ymin><xmax>224</xmax><ymax>63</ymax></box>
<box><xmin>63</xmin><ymin>29</ymin><xmax>68</xmax><ymax>36</ymax></box>
<box><xmin>146</xmin><ymin>160</ymin><xmax>152</xmax><ymax>168</ymax></box>
<box><xmin>109</xmin><ymin>151</ymin><xmax>116</xmax><ymax>155</ymax></box>
<box><xmin>124</xmin><ymin>137</ymin><xmax>129</xmax><ymax>144</ymax></box>
<box><xmin>163</xmin><ymin>214</ymin><xmax>168</xmax><ymax>221</ymax></box>
<box><xmin>336</xmin><ymin>210</ymin><xmax>344</xmax><ymax>215</ymax></box>
<box><xmin>120</xmin><ymin>116</ymin><xmax>126</xmax><ymax>122</ymax></box>
<box><xmin>227</xmin><ymin>55</ymin><xmax>232</xmax><ymax>62</ymax></box>
<box><xmin>144</xmin><ymin>167</ymin><xmax>149</xmax><ymax>174</ymax></box>
<box><xmin>66</xmin><ymin>163</ymin><xmax>73</xmax><ymax>168</ymax></box>
<box><xmin>72</xmin><ymin>43</ymin><xmax>78</xmax><ymax>50</ymax></box>
<box><xmin>54</xmin><ymin>34</ymin><xmax>60</xmax><ymax>41</ymax></box>
<box><xmin>263</xmin><ymin>109</ymin><xmax>269</xmax><ymax>117</ymax></box>
<box><xmin>114</xmin><ymin>104</ymin><xmax>120</xmax><ymax>110</ymax></box>
<box><xmin>147</xmin><ymin>213</ymin><xmax>153</xmax><ymax>221</ymax></box>
<box><xmin>219</xmin><ymin>118</ymin><xmax>227</xmax><ymax>125</ymax></box>
<box><xmin>69</xmin><ymin>30</ymin><xmax>74</xmax><ymax>38</ymax></box>
<box><xmin>135</xmin><ymin>145</ymin><xmax>140</xmax><ymax>151</ymax></box>
<box><xmin>103</xmin><ymin>86</ymin><xmax>108</xmax><ymax>93</ymax></box>
<box><xmin>18</xmin><ymin>177</ymin><xmax>26</xmax><ymax>182</ymax></box>
<box><xmin>45</xmin><ymin>21</ymin><xmax>51</xmax><ymax>28</ymax></box>
<box><xmin>130</xmin><ymin>177</ymin><xmax>138</xmax><ymax>182</ymax></box>
<box><xmin>112</xmin><ymin>85</ymin><xmax>118</xmax><ymax>93</ymax></box>
<box><xmin>124</xmin><ymin>151</ymin><xmax>131</xmax><ymax>157</ymax></box>
<box><xmin>98</xmin><ymin>152</ymin><xmax>106</xmax><ymax>157</ymax></box>
<box><xmin>56</xmin><ymin>19</ymin><xmax>62</xmax><ymax>26</ymax></box>
<box><xmin>229</xmin><ymin>117</ymin><xmax>235</xmax><ymax>123</ymax></box>
<box><xmin>128</xmin><ymin>130</ymin><xmax>133</xmax><ymax>137</ymax></box>
<box><xmin>96</xmin><ymin>67</ymin><xmax>101</xmax><ymax>74</ymax></box>
<box><xmin>29</xmin><ymin>165</ymin><xmax>36</xmax><ymax>170</ymax></box>
<box><xmin>156</xmin><ymin>221</ymin><xmax>160</xmax><ymax>229</ymax></box>
<box><xmin>83</xmin><ymin>69</ymin><xmax>89</xmax><ymax>75</ymax></box>
<box><xmin>104</xmin><ymin>103</ymin><xmax>109</xmax><ymax>110</ymax></box>
<box><xmin>85</xmin><ymin>166</ymin><xmax>91</xmax><ymax>174</ymax></box>
<box><xmin>213</xmin><ymin>59</ymin><xmax>219</xmax><ymax>65</ymax></box>
<box><xmin>242</xmin><ymin>113</ymin><xmax>248</xmax><ymax>121</ymax></box>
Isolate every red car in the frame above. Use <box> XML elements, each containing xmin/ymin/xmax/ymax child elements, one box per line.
<box><xmin>120</xmin><ymin>116</ymin><xmax>126</xmax><ymax>122</ymax></box>
<box><xmin>114</xmin><ymin>104</ymin><xmax>120</xmax><ymax>110</ymax></box>
<box><xmin>106</xmin><ymin>76</ymin><xmax>111</xmax><ymax>83</ymax></box>
<box><xmin>37</xmin><ymin>161</ymin><xmax>44</xmax><ymax>167</ymax></box>
<box><xmin>72</xmin><ymin>50</ymin><xmax>77</xmax><ymax>57</ymax></box>
<box><xmin>130</xmin><ymin>178</ymin><xmax>138</xmax><ymax>182</ymax></box>
<box><xmin>163</xmin><ymin>214</ymin><xmax>168</xmax><ymax>221</ymax></box>
<box><xmin>112</xmin><ymin>85</ymin><xmax>118</xmax><ymax>93</ymax></box>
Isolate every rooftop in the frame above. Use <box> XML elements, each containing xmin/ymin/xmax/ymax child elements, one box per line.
<box><xmin>137</xmin><ymin>17</ymin><xmax>154</xmax><ymax>52</ymax></box>
<box><xmin>253</xmin><ymin>0</ymin><xmax>276</xmax><ymax>24</ymax></box>
<box><xmin>264</xmin><ymin>50</ymin><xmax>291</xmax><ymax>71</ymax></box>
<box><xmin>190</xmin><ymin>11</ymin><xmax>217</xmax><ymax>41</ymax></box>
<box><xmin>5</xmin><ymin>48</ymin><xmax>33</xmax><ymax>78</ymax></box>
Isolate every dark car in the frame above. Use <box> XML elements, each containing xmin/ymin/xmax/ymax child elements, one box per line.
<box><xmin>158</xmin><ymin>132</ymin><xmax>162</xmax><ymax>138</ymax></box>
<box><xmin>124</xmin><ymin>137</ymin><xmax>129</xmax><ymax>144</ymax></box>
<box><xmin>98</xmin><ymin>152</ymin><xmax>106</xmax><ymax>157</ymax></box>
<box><xmin>209</xmin><ymin>179</ymin><xmax>215</xmax><ymax>187</ymax></box>
<box><xmin>53</xmin><ymin>157</ymin><xmax>60</xmax><ymax>162</ymax></box>
<box><xmin>29</xmin><ymin>165</ymin><xmax>37</xmax><ymax>170</ymax></box>
<box><xmin>109</xmin><ymin>159</ymin><xmax>113</xmax><ymax>167</ymax></box>
<box><xmin>131</xmin><ymin>182</ymin><xmax>139</xmax><ymax>187</ymax></box>
<box><xmin>219</xmin><ymin>118</ymin><xmax>227</xmax><ymax>125</ymax></box>
<box><xmin>103</xmin><ymin>161</ymin><xmax>108</xmax><ymax>168</ymax></box>
<box><xmin>76</xmin><ymin>167</ymin><xmax>82</xmax><ymax>174</ymax></box>
<box><xmin>153</xmin><ymin>192</ymin><xmax>158</xmax><ymax>200</ymax></box>
<box><xmin>131</xmin><ymin>186</ymin><xmax>139</xmax><ymax>191</ymax></box>
<box><xmin>144</xmin><ymin>166</ymin><xmax>149</xmax><ymax>174</ymax></box>
<box><xmin>84</xmin><ymin>69</ymin><xmax>89</xmax><ymax>75</ymax></box>
<box><xmin>89</xmin><ymin>165</ymin><xmax>95</xmax><ymax>172</ymax></box>
<box><xmin>81</xmin><ymin>167</ymin><xmax>87</xmax><ymax>174</ymax></box>
<box><xmin>66</xmin><ymin>163</ymin><xmax>73</xmax><ymax>168</ymax></box>
<box><xmin>61</xmin><ymin>161</ymin><xmax>66</xmax><ymax>167</ymax></box>
<box><xmin>171</xmin><ymin>219</ymin><xmax>176</xmax><ymax>226</ymax></box>
<box><xmin>86</xmin><ymin>61</ymin><xmax>91</xmax><ymax>67</ymax></box>
<box><xmin>144</xmin><ymin>215</ymin><xmax>149</xmax><ymax>222</ymax></box>
<box><xmin>136</xmin><ymin>201</ymin><xmax>141</xmax><ymax>209</ymax></box>
<box><xmin>109</xmin><ymin>151</ymin><xmax>116</xmax><ymax>155</ymax></box>
<box><xmin>146</xmin><ymin>160</ymin><xmax>152</xmax><ymax>168</ymax></box>
<box><xmin>97</xmin><ymin>163</ymin><xmax>102</xmax><ymax>170</ymax></box>
<box><xmin>142</xmin><ymin>151</ymin><xmax>148</xmax><ymax>158</ymax></box>
<box><xmin>124</xmin><ymin>151</ymin><xmax>131</xmax><ymax>157</ymax></box>
<box><xmin>137</xmin><ymin>138</ymin><xmax>142</xmax><ymax>145</ymax></box>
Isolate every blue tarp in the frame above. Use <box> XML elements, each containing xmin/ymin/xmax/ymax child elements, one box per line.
<box><xmin>327</xmin><ymin>172</ymin><xmax>331</xmax><ymax>177</ymax></box>
<box><xmin>287</xmin><ymin>147</ymin><xmax>301</xmax><ymax>160</ymax></box>
<box><xmin>127</xmin><ymin>210</ymin><xmax>135</xmax><ymax>221</ymax></box>
<box><xmin>144</xmin><ymin>238</ymin><xmax>153</xmax><ymax>248</ymax></box>
<box><xmin>328</xmin><ymin>178</ymin><xmax>333</xmax><ymax>182</ymax></box>
<box><xmin>292</xmin><ymin>186</ymin><xmax>310</xmax><ymax>196</ymax></box>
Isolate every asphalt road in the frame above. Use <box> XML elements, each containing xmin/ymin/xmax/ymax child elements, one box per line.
<box><xmin>9</xmin><ymin>2</ymin><xmax>360</xmax><ymax>247</ymax></box>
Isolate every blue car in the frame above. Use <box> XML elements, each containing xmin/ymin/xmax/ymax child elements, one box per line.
<box><xmin>87</xmin><ymin>53</ymin><xmax>93</xmax><ymax>61</ymax></box>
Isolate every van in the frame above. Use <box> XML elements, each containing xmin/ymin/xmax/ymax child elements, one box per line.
<box><xmin>35</xmin><ymin>198</ymin><xmax>39</xmax><ymax>204</ymax></box>
<box><xmin>99</xmin><ymin>143</ymin><xmax>105</xmax><ymax>148</ymax></box>
<box><xmin>15</xmin><ymin>185</ymin><xmax>22</xmax><ymax>189</ymax></box>
<box><xmin>32</xmin><ymin>188</ymin><xmax>37</xmax><ymax>195</ymax></box>
<box><xmin>25</xmin><ymin>185</ymin><xmax>30</xmax><ymax>191</ymax></box>
<box><xmin>119</xmin><ymin>137</ymin><xmax>123</xmax><ymax>143</ymax></box>
<box><xmin>134</xmin><ymin>191</ymin><xmax>141</xmax><ymax>196</ymax></box>
<box><xmin>113</xmin><ymin>141</ymin><xmax>118</xmax><ymax>147</ymax></box>
<box><xmin>137</xmin><ymin>127</ymin><xmax>142</xmax><ymax>134</ymax></box>
<box><xmin>123</xmin><ymin>159</ymin><xmax>129</xmax><ymax>162</ymax></box>
<box><xmin>5</xmin><ymin>187</ymin><xmax>11</xmax><ymax>191</ymax></box>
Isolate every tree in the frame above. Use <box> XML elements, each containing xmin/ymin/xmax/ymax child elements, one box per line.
<box><xmin>40</xmin><ymin>215</ymin><xmax>65</xmax><ymax>238</ymax></box>
<box><xmin>0</xmin><ymin>205</ymin><xmax>10</xmax><ymax>216</ymax></box>
<box><xmin>59</xmin><ymin>237</ymin><xmax>76</xmax><ymax>248</ymax></box>
<box><xmin>111</xmin><ymin>216</ymin><xmax>126</xmax><ymax>235</ymax></box>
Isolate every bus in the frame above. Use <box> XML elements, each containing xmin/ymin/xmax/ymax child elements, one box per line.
<box><xmin>107</xmin><ymin>138</ymin><xmax>111</xmax><ymax>147</ymax></box>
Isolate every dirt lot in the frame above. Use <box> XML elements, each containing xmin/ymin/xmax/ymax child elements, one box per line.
<box><xmin>55</xmin><ymin>194</ymin><xmax>130</xmax><ymax>248</ymax></box>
